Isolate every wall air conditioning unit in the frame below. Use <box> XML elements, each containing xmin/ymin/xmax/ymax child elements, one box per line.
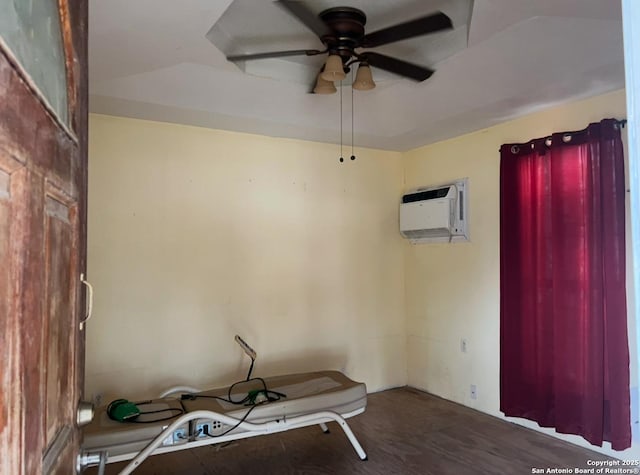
<box><xmin>399</xmin><ymin>178</ymin><xmax>469</xmax><ymax>243</ymax></box>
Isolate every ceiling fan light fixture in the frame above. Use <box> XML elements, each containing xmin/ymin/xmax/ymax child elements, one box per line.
<box><xmin>313</xmin><ymin>74</ymin><xmax>337</xmax><ymax>94</ymax></box>
<box><xmin>353</xmin><ymin>62</ymin><xmax>376</xmax><ymax>91</ymax></box>
<box><xmin>321</xmin><ymin>54</ymin><xmax>346</xmax><ymax>81</ymax></box>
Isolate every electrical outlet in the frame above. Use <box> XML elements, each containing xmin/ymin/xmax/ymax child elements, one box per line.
<box><xmin>470</xmin><ymin>384</ymin><xmax>477</xmax><ymax>400</ymax></box>
<box><xmin>173</xmin><ymin>428</ymin><xmax>187</xmax><ymax>444</ymax></box>
<box><xmin>460</xmin><ymin>339</ymin><xmax>468</xmax><ymax>353</ymax></box>
<box><xmin>195</xmin><ymin>423</ymin><xmax>209</xmax><ymax>438</ymax></box>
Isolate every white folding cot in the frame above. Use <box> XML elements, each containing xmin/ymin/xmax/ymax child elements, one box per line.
<box><xmin>81</xmin><ymin>370</ymin><xmax>368</xmax><ymax>474</ymax></box>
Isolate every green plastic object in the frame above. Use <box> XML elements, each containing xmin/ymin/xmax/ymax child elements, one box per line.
<box><xmin>107</xmin><ymin>399</ymin><xmax>141</xmax><ymax>422</ymax></box>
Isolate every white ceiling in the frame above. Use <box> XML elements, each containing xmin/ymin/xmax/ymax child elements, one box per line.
<box><xmin>89</xmin><ymin>0</ymin><xmax>625</xmax><ymax>152</ymax></box>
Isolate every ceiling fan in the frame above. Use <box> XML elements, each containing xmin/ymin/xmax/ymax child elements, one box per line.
<box><xmin>226</xmin><ymin>1</ymin><xmax>454</xmax><ymax>92</ymax></box>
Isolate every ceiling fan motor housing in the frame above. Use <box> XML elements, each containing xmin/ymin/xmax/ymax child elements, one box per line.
<box><xmin>319</xmin><ymin>7</ymin><xmax>367</xmax><ymax>60</ymax></box>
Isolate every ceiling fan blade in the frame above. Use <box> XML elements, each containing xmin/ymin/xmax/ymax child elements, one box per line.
<box><xmin>361</xmin><ymin>11</ymin><xmax>453</xmax><ymax>48</ymax></box>
<box><xmin>227</xmin><ymin>49</ymin><xmax>324</xmax><ymax>62</ymax></box>
<box><xmin>360</xmin><ymin>52</ymin><xmax>434</xmax><ymax>82</ymax></box>
<box><xmin>276</xmin><ymin>1</ymin><xmax>327</xmax><ymax>38</ymax></box>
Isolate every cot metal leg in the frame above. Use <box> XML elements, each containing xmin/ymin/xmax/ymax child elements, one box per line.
<box><xmin>319</xmin><ymin>423</ymin><xmax>330</xmax><ymax>434</ymax></box>
<box><xmin>331</xmin><ymin>415</ymin><xmax>367</xmax><ymax>461</ymax></box>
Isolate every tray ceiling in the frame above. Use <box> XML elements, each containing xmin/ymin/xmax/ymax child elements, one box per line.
<box><xmin>89</xmin><ymin>0</ymin><xmax>625</xmax><ymax>151</ymax></box>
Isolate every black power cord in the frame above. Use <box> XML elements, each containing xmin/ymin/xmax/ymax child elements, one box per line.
<box><xmin>183</xmin><ymin>374</ymin><xmax>287</xmax><ymax>439</ymax></box>
<box><xmin>110</xmin><ymin>399</ymin><xmax>185</xmax><ymax>423</ymax></box>
<box><xmin>181</xmin><ymin>377</ymin><xmax>286</xmax><ymax>406</ymax></box>
<box><xmin>201</xmin><ymin>404</ymin><xmax>258</xmax><ymax>438</ymax></box>
<box><xmin>128</xmin><ymin>407</ymin><xmax>185</xmax><ymax>423</ymax></box>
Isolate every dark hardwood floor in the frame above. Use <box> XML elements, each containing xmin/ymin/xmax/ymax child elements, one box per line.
<box><xmin>91</xmin><ymin>387</ymin><xmax>613</xmax><ymax>474</ymax></box>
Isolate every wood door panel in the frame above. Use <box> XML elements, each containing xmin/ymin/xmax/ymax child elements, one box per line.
<box><xmin>22</xmin><ymin>168</ymin><xmax>47</xmax><ymax>475</ymax></box>
<box><xmin>0</xmin><ymin>160</ymin><xmax>23</xmax><ymax>475</ymax></box>
<box><xmin>0</xmin><ymin>49</ymin><xmax>76</xmax><ymax>197</ymax></box>
<box><xmin>44</xmin><ymin>193</ymin><xmax>78</xmax><ymax>444</ymax></box>
<box><xmin>0</xmin><ymin>172</ymin><xmax>10</xmax><ymax>319</ymax></box>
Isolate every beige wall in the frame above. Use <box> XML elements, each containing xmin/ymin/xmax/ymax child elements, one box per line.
<box><xmin>403</xmin><ymin>89</ymin><xmax>637</xmax><ymax>458</ymax></box>
<box><xmin>88</xmin><ymin>89</ymin><xmax>637</xmax><ymax>457</ymax></box>
<box><xmin>86</xmin><ymin>115</ymin><xmax>407</xmax><ymax>402</ymax></box>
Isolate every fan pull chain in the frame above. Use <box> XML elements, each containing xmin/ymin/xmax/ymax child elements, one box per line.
<box><xmin>351</xmin><ymin>69</ymin><xmax>355</xmax><ymax>161</ymax></box>
<box><xmin>339</xmin><ymin>80</ymin><xmax>344</xmax><ymax>163</ymax></box>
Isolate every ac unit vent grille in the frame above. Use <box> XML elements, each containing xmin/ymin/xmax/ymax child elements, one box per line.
<box><xmin>402</xmin><ymin>228</ymin><xmax>451</xmax><ymax>239</ymax></box>
<box><xmin>402</xmin><ymin>186</ymin><xmax>451</xmax><ymax>203</ymax></box>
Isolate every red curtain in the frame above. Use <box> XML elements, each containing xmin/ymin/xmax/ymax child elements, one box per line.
<box><xmin>500</xmin><ymin>118</ymin><xmax>631</xmax><ymax>450</ymax></box>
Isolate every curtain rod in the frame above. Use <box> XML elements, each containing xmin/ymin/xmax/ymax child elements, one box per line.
<box><xmin>546</xmin><ymin>118</ymin><xmax>628</xmax><ymax>141</ymax></box>
<box><xmin>505</xmin><ymin>118</ymin><xmax>627</xmax><ymax>154</ymax></box>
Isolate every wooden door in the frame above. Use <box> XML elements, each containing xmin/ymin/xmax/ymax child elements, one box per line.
<box><xmin>0</xmin><ymin>1</ymin><xmax>88</xmax><ymax>474</ymax></box>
